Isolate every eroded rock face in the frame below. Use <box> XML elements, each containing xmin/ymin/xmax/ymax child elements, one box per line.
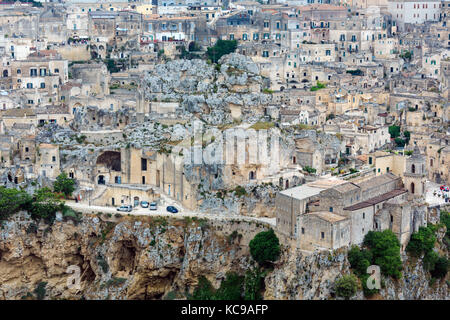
<box><xmin>142</xmin><ymin>53</ymin><xmax>271</xmax><ymax>125</ymax></box>
<box><xmin>265</xmin><ymin>227</ymin><xmax>449</xmax><ymax>300</ymax></box>
<box><xmin>0</xmin><ymin>212</ymin><xmax>267</xmax><ymax>300</ymax></box>
<box><xmin>0</xmin><ymin>212</ymin><xmax>448</xmax><ymax>300</ymax></box>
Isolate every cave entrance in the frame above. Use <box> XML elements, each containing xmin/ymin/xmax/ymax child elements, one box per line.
<box><xmin>117</xmin><ymin>240</ymin><xmax>137</xmax><ymax>275</ymax></box>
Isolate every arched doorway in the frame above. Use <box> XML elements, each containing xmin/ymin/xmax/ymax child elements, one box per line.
<box><xmin>285</xmin><ymin>179</ymin><xmax>289</xmax><ymax>189</ymax></box>
<box><xmin>410</xmin><ymin>182</ymin><xmax>415</xmax><ymax>194</ymax></box>
<box><xmin>3</xmin><ymin>70</ymin><xmax>8</xmax><ymax>77</ymax></box>
<box><xmin>249</xmin><ymin>171</ymin><xmax>255</xmax><ymax>180</ymax></box>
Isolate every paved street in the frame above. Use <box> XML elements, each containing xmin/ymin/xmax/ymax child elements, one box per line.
<box><xmin>425</xmin><ymin>181</ymin><xmax>449</xmax><ymax>206</ymax></box>
<box><xmin>66</xmin><ymin>200</ymin><xmax>276</xmax><ymax>227</ymax></box>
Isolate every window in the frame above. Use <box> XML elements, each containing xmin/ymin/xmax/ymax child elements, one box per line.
<box><xmin>30</xmin><ymin>69</ymin><xmax>37</xmax><ymax>77</ymax></box>
<box><xmin>321</xmin><ymin>232</ymin><xmax>324</xmax><ymax>239</ymax></box>
<box><xmin>17</xmin><ymin>69</ymin><xmax>21</xmax><ymax>74</ymax></box>
<box><xmin>301</xmin><ymin>227</ymin><xmax>305</xmax><ymax>234</ymax></box>
<box><xmin>52</xmin><ymin>156</ymin><xmax>56</xmax><ymax>162</ymax></box>
<box><xmin>40</xmin><ymin>83</ymin><xmax>45</xmax><ymax>89</ymax></box>
<box><xmin>141</xmin><ymin>158</ymin><xmax>147</xmax><ymax>171</ymax></box>
<box><xmin>54</xmin><ymin>68</ymin><xmax>59</xmax><ymax>74</ymax></box>
<box><xmin>329</xmin><ymin>207</ymin><xmax>333</xmax><ymax>212</ymax></box>
<box><xmin>26</xmin><ymin>83</ymin><xmax>33</xmax><ymax>89</ymax></box>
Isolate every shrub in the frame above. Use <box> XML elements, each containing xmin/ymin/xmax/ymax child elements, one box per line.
<box><xmin>34</xmin><ymin>282</ymin><xmax>47</xmax><ymax>300</ymax></box>
<box><xmin>363</xmin><ymin>230</ymin><xmax>402</xmax><ymax>279</ymax></box>
<box><xmin>423</xmin><ymin>251</ymin><xmax>439</xmax><ymax>271</ymax></box>
<box><xmin>244</xmin><ymin>267</ymin><xmax>264</xmax><ymax>300</ymax></box>
<box><xmin>249</xmin><ymin>229</ymin><xmax>280</xmax><ymax>265</ymax></box>
<box><xmin>303</xmin><ymin>166</ymin><xmax>317</xmax><ymax>174</ymax></box>
<box><xmin>30</xmin><ymin>188</ymin><xmax>65</xmax><ymax>223</ymax></box>
<box><xmin>310</xmin><ymin>81</ymin><xmax>326</xmax><ymax>91</ymax></box>
<box><xmin>388</xmin><ymin>125</ymin><xmax>401</xmax><ymax>139</ymax></box>
<box><xmin>348</xmin><ymin>245</ymin><xmax>372</xmax><ymax>276</ymax></box>
<box><xmin>430</xmin><ymin>257</ymin><xmax>449</xmax><ymax>278</ymax></box>
<box><xmin>406</xmin><ymin>226</ymin><xmax>436</xmax><ymax>257</ymax></box>
<box><xmin>360</xmin><ymin>273</ymin><xmax>380</xmax><ymax>296</ymax></box>
<box><xmin>192</xmin><ymin>276</ymin><xmax>215</xmax><ymax>300</ymax></box>
<box><xmin>206</xmin><ymin>40</ymin><xmax>237</xmax><ymax>63</ymax></box>
<box><xmin>0</xmin><ymin>187</ymin><xmax>32</xmax><ymax>221</ymax></box>
<box><xmin>214</xmin><ymin>273</ymin><xmax>244</xmax><ymax>300</ymax></box>
<box><xmin>53</xmin><ymin>172</ymin><xmax>75</xmax><ymax>198</ymax></box>
<box><xmin>335</xmin><ymin>275</ymin><xmax>358</xmax><ymax>299</ymax></box>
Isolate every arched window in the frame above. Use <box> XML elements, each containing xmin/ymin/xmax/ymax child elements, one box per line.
<box><xmin>410</xmin><ymin>182</ymin><xmax>415</xmax><ymax>194</ymax></box>
<box><xmin>411</xmin><ymin>164</ymin><xmax>415</xmax><ymax>173</ymax></box>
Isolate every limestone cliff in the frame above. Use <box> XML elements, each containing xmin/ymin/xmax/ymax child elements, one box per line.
<box><xmin>0</xmin><ymin>212</ymin><xmax>267</xmax><ymax>300</ymax></box>
<box><xmin>0</xmin><ymin>212</ymin><xmax>448</xmax><ymax>300</ymax></box>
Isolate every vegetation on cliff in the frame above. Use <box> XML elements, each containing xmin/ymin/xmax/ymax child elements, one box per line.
<box><xmin>249</xmin><ymin>229</ymin><xmax>281</xmax><ymax>266</ymax></box>
<box><xmin>407</xmin><ymin>215</ymin><xmax>449</xmax><ymax>280</ymax></box>
<box><xmin>335</xmin><ymin>274</ymin><xmax>358</xmax><ymax>299</ymax></box>
<box><xmin>191</xmin><ymin>229</ymin><xmax>280</xmax><ymax>300</ymax></box>
<box><xmin>346</xmin><ymin>230</ymin><xmax>402</xmax><ymax>297</ymax></box>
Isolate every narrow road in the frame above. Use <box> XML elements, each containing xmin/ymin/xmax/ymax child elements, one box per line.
<box><xmin>66</xmin><ymin>201</ymin><xmax>276</xmax><ymax>227</ymax></box>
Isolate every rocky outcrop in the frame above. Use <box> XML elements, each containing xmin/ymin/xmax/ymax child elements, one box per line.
<box><xmin>142</xmin><ymin>54</ymin><xmax>271</xmax><ymax>125</ymax></box>
<box><xmin>0</xmin><ymin>212</ymin><xmax>268</xmax><ymax>300</ymax></box>
<box><xmin>1</xmin><ymin>212</ymin><xmax>447</xmax><ymax>300</ymax></box>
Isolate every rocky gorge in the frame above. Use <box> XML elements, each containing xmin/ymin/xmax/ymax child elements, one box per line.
<box><xmin>0</xmin><ymin>211</ymin><xmax>448</xmax><ymax>300</ymax></box>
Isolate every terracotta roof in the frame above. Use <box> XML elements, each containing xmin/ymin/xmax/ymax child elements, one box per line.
<box><xmin>343</xmin><ymin>188</ymin><xmax>407</xmax><ymax>211</ymax></box>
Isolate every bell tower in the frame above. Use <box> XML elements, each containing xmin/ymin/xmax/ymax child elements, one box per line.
<box><xmin>403</xmin><ymin>145</ymin><xmax>427</xmax><ymax>200</ymax></box>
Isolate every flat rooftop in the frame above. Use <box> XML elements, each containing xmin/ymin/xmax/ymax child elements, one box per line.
<box><xmin>279</xmin><ymin>177</ymin><xmax>345</xmax><ymax>200</ymax></box>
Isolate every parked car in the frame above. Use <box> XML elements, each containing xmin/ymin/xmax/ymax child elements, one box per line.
<box><xmin>117</xmin><ymin>205</ymin><xmax>132</xmax><ymax>212</ymax></box>
<box><xmin>141</xmin><ymin>201</ymin><xmax>149</xmax><ymax>208</ymax></box>
<box><xmin>149</xmin><ymin>202</ymin><xmax>157</xmax><ymax>211</ymax></box>
<box><xmin>166</xmin><ymin>206</ymin><xmax>178</xmax><ymax>213</ymax></box>
<box><xmin>440</xmin><ymin>185</ymin><xmax>449</xmax><ymax>192</ymax></box>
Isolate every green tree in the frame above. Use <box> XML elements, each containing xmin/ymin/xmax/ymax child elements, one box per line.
<box><xmin>363</xmin><ymin>230</ymin><xmax>402</xmax><ymax>279</ymax></box>
<box><xmin>406</xmin><ymin>226</ymin><xmax>436</xmax><ymax>257</ymax></box>
<box><xmin>249</xmin><ymin>229</ymin><xmax>281</xmax><ymax>265</ymax></box>
<box><xmin>53</xmin><ymin>172</ymin><xmax>75</xmax><ymax>197</ymax></box>
<box><xmin>215</xmin><ymin>272</ymin><xmax>243</xmax><ymax>300</ymax></box>
<box><xmin>348</xmin><ymin>245</ymin><xmax>372</xmax><ymax>276</ymax></box>
<box><xmin>388</xmin><ymin>125</ymin><xmax>401</xmax><ymax>139</ymax></box>
<box><xmin>192</xmin><ymin>276</ymin><xmax>215</xmax><ymax>300</ymax></box>
<box><xmin>0</xmin><ymin>187</ymin><xmax>32</xmax><ymax>221</ymax></box>
<box><xmin>423</xmin><ymin>251</ymin><xmax>439</xmax><ymax>271</ymax></box>
<box><xmin>430</xmin><ymin>257</ymin><xmax>448</xmax><ymax>278</ymax></box>
<box><xmin>244</xmin><ymin>267</ymin><xmax>264</xmax><ymax>300</ymax></box>
<box><xmin>30</xmin><ymin>188</ymin><xmax>64</xmax><ymax>223</ymax></box>
<box><xmin>335</xmin><ymin>275</ymin><xmax>358</xmax><ymax>299</ymax></box>
<box><xmin>206</xmin><ymin>40</ymin><xmax>237</xmax><ymax>63</ymax></box>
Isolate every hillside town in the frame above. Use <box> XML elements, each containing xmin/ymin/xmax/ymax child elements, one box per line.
<box><xmin>0</xmin><ymin>0</ymin><xmax>449</xmax><ymax>261</ymax></box>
